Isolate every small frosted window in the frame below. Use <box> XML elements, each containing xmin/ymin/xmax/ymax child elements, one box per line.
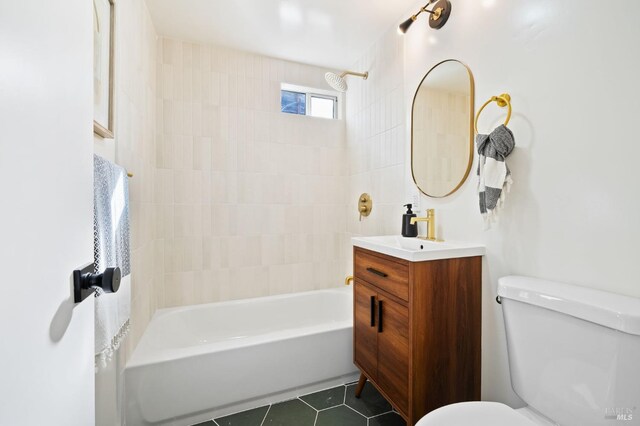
<box><xmin>280</xmin><ymin>84</ymin><xmax>339</xmax><ymax>119</ymax></box>
<box><xmin>309</xmin><ymin>96</ymin><xmax>336</xmax><ymax>119</ymax></box>
<box><xmin>281</xmin><ymin>90</ymin><xmax>306</xmax><ymax>115</ymax></box>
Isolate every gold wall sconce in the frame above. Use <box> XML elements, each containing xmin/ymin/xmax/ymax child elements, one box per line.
<box><xmin>398</xmin><ymin>0</ymin><xmax>452</xmax><ymax>34</ymax></box>
<box><xmin>358</xmin><ymin>193</ymin><xmax>372</xmax><ymax>221</ymax></box>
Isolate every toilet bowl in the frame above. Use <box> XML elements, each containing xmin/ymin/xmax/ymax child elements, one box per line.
<box><xmin>416</xmin><ymin>276</ymin><xmax>640</xmax><ymax>426</ymax></box>
<box><xmin>415</xmin><ymin>402</ymin><xmax>555</xmax><ymax>426</ymax></box>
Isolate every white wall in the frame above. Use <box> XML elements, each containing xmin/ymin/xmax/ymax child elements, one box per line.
<box><xmin>346</xmin><ymin>0</ymin><xmax>640</xmax><ymax>406</ymax></box>
<box><xmin>0</xmin><ymin>0</ymin><xmax>95</xmax><ymax>424</ymax></box>
<box><xmin>155</xmin><ymin>39</ymin><xmax>347</xmax><ymax>308</ymax></box>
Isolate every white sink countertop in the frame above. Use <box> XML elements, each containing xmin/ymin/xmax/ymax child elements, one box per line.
<box><xmin>352</xmin><ymin>235</ymin><xmax>485</xmax><ymax>262</ymax></box>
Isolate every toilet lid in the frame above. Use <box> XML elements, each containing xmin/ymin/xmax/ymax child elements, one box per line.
<box><xmin>416</xmin><ymin>402</ymin><xmax>538</xmax><ymax>426</ymax></box>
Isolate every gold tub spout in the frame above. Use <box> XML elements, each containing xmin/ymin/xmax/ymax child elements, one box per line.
<box><xmin>345</xmin><ymin>275</ymin><xmax>354</xmax><ymax>286</ymax></box>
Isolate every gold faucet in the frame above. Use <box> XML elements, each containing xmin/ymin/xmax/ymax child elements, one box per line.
<box><xmin>410</xmin><ymin>209</ymin><xmax>437</xmax><ymax>241</ymax></box>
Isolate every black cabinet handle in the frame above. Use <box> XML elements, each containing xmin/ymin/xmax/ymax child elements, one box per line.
<box><xmin>378</xmin><ymin>300</ymin><xmax>383</xmax><ymax>333</ymax></box>
<box><xmin>370</xmin><ymin>296</ymin><xmax>376</xmax><ymax>327</ymax></box>
<box><xmin>366</xmin><ymin>267</ymin><xmax>388</xmax><ymax>278</ymax></box>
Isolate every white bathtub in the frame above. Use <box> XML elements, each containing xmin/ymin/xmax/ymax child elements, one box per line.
<box><xmin>124</xmin><ymin>287</ymin><xmax>358</xmax><ymax>425</ymax></box>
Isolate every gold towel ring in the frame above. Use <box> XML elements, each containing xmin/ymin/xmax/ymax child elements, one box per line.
<box><xmin>474</xmin><ymin>93</ymin><xmax>512</xmax><ymax>134</ymax></box>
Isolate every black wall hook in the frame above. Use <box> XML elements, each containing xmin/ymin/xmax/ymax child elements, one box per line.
<box><xmin>73</xmin><ymin>263</ymin><xmax>122</xmax><ymax>303</ymax></box>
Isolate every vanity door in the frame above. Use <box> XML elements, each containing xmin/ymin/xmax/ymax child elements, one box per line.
<box><xmin>354</xmin><ymin>279</ymin><xmax>378</xmax><ymax>381</ymax></box>
<box><xmin>376</xmin><ymin>294</ymin><xmax>409</xmax><ymax>415</ymax></box>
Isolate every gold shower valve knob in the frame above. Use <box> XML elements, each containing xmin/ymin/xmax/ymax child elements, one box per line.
<box><xmin>358</xmin><ymin>193</ymin><xmax>372</xmax><ymax>221</ymax></box>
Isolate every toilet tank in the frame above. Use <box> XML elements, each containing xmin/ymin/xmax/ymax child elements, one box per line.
<box><xmin>498</xmin><ymin>276</ymin><xmax>640</xmax><ymax>426</ymax></box>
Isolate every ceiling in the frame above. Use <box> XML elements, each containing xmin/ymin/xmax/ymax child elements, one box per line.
<box><xmin>145</xmin><ymin>0</ymin><xmax>418</xmax><ymax>70</ymax></box>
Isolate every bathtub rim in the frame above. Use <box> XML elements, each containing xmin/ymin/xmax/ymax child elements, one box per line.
<box><xmin>152</xmin><ymin>286</ymin><xmax>351</xmax><ymax>320</ymax></box>
<box><xmin>126</xmin><ymin>286</ymin><xmax>353</xmax><ymax>369</ymax></box>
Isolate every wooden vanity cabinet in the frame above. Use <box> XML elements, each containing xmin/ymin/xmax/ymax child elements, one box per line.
<box><xmin>353</xmin><ymin>247</ymin><xmax>481</xmax><ymax>425</ymax></box>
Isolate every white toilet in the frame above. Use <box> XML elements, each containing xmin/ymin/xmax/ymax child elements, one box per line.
<box><xmin>417</xmin><ymin>275</ymin><xmax>640</xmax><ymax>426</ymax></box>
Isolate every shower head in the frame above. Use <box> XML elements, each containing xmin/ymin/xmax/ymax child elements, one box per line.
<box><xmin>325</xmin><ymin>72</ymin><xmax>347</xmax><ymax>92</ymax></box>
<box><xmin>324</xmin><ymin>70</ymin><xmax>369</xmax><ymax>92</ymax></box>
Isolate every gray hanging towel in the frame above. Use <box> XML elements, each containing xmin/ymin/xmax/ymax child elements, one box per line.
<box><xmin>93</xmin><ymin>154</ymin><xmax>131</xmax><ymax>369</ymax></box>
<box><xmin>476</xmin><ymin>124</ymin><xmax>515</xmax><ymax>227</ymax></box>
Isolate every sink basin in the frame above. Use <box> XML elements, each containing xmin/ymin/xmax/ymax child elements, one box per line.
<box><xmin>351</xmin><ymin>235</ymin><xmax>485</xmax><ymax>262</ymax></box>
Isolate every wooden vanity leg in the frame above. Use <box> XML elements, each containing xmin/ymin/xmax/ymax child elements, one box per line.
<box><xmin>354</xmin><ymin>373</ymin><xmax>367</xmax><ymax>398</ymax></box>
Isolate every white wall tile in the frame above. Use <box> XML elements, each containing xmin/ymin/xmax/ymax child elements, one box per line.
<box><xmin>156</xmin><ymin>38</ymin><xmax>348</xmax><ymax>310</ymax></box>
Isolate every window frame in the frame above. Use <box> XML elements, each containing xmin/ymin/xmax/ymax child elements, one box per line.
<box><xmin>308</xmin><ymin>93</ymin><xmax>338</xmax><ymax>119</ymax></box>
<box><xmin>280</xmin><ymin>83</ymin><xmax>341</xmax><ymax>120</ymax></box>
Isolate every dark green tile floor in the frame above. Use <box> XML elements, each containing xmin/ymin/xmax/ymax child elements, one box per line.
<box><xmin>192</xmin><ymin>381</ymin><xmax>406</xmax><ymax>426</ymax></box>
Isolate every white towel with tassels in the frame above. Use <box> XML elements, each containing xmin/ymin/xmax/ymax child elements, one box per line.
<box><xmin>476</xmin><ymin>124</ymin><xmax>515</xmax><ymax>228</ymax></box>
<box><xmin>93</xmin><ymin>155</ymin><xmax>131</xmax><ymax>369</ymax></box>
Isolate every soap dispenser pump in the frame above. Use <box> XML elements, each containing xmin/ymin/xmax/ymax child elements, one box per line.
<box><xmin>402</xmin><ymin>204</ymin><xmax>418</xmax><ymax>237</ymax></box>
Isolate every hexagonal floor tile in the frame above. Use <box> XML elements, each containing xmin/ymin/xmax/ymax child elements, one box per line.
<box><xmin>299</xmin><ymin>385</ymin><xmax>346</xmax><ymax>410</ymax></box>
<box><xmin>345</xmin><ymin>382</ymin><xmax>392</xmax><ymax>417</ymax></box>
<box><xmin>214</xmin><ymin>405</ymin><xmax>269</xmax><ymax>426</ymax></box>
<box><xmin>369</xmin><ymin>411</ymin><xmax>407</xmax><ymax>426</ymax></box>
<box><xmin>316</xmin><ymin>405</ymin><xmax>367</xmax><ymax>426</ymax></box>
<box><xmin>262</xmin><ymin>399</ymin><xmax>316</xmax><ymax>426</ymax></box>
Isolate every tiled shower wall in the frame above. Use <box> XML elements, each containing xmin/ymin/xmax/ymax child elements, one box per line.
<box><xmin>107</xmin><ymin>0</ymin><xmax>159</xmax><ymax>356</ymax></box>
<box><xmin>344</xmin><ymin>27</ymin><xmax>408</xmax><ymax>271</ymax></box>
<box><xmin>93</xmin><ymin>1</ymin><xmax>158</xmax><ymax>424</ymax></box>
<box><xmin>155</xmin><ymin>39</ymin><xmax>348</xmax><ymax>308</ymax></box>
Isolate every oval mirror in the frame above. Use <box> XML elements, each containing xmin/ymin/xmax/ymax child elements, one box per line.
<box><xmin>411</xmin><ymin>59</ymin><xmax>474</xmax><ymax>198</ymax></box>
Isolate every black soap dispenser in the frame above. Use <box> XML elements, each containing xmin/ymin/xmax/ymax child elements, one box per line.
<box><xmin>402</xmin><ymin>204</ymin><xmax>418</xmax><ymax>237</ymax></box>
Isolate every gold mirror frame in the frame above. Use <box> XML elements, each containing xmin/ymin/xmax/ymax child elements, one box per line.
<box><xmin>410</xmin><ymin>59</ymin><xmax>475</xmax><ymax>198</ymax></box>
